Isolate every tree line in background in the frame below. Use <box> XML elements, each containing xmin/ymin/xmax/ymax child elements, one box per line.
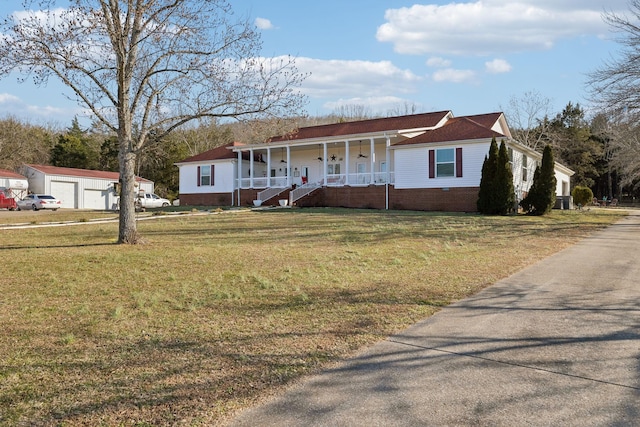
<box><xmin>0</xmin><ymin>112</ymin><xmax>359</xmax><ymax>201</ymax></box>
<box><xmin>2</xmin><ymin>98</ymin><xmax>640</xmax><ymax>204</ymax></box>
<box><xmin>506</xmin><ymin>96</ymin><xmax>640</xmax><ymax>204</ymax></box>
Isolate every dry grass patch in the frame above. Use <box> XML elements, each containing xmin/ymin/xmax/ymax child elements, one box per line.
<box><xmin>0</xmin><ymin>208</ymin><xmax>626</xmax><ymax>425</ymax></box>
<box><xmin>0</xmin><ymin>209</ymin><xmax>122</xmax><ymax>225</ymax></box>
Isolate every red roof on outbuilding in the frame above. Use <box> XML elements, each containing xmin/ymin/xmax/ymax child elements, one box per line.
<box><xmin>0</xmin><ymin>168</ymin><xmax>27</xmax><ymax>179</ymax></box>
<box><xmin>25</xmin><ymin>164</ymin><xmax>151</xmax><ymax>182</ymax></box>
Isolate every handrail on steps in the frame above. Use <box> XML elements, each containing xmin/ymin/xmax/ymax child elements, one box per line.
<box><xmin>290</xmin><ymin>182</ymin><xmax>320</xmax><ymax>204</ymax></box>
<box><xmin>257</xmin><ymin>186</ymin><xmax>288</xmax><ymax>202</ymax></box>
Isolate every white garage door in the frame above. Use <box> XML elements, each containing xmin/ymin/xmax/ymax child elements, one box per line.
<box><xmin>50</xmin><ymin>181</ymin><xmax>77</xmax><ymax>209</ymax></box>
<box><xmin>84</xmin><ymin>189</ymin><xmax>109</xmax><ymax>210</ymax></box>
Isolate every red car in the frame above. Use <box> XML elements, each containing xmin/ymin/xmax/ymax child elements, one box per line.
<box><xmin>0</xmin><ymin>191</ymin><xmax>16</xmax><ymax>210</ymax></box>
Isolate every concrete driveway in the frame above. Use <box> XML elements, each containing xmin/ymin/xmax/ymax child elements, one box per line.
<box><xmin>229</xmin><ymin>211</ymin><xmax>640</xmax><ymax>426</ymax></box>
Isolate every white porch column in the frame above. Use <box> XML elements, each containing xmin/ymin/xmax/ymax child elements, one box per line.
<box><xmin>370</xmin><ymin>137</ymin><xmax>375</xmax><ymax>184</ymax></box>
<box><xmin>237</xmin><ymin>150</ymin><xmax>242</xmax><ymax>206</ymax></box>
<box><xmin>286</xmin><ymin>146</ymin><xmax>291</xmax><ymax>187</ymax></box>
<box><xmin>345</xmin><ymin>140</ymin><xmax>350</xmax><ymax>185</ymax></box>
<box><xmin>323</xmin><ymin>143</ymin><xmax>328</xmax><ymax>184</ymax></box>
<box><xmin>385</xmin><ymin>135</ymin><xmax>391</xmax><ymax>210</ymax></box>
<box><xmin>249</xmin><ymin>149</ymin><xmax>254</xmax><ymax>188</ymax></box>
<box><xmin>267</xmin><ymin>148</ymin><xmax>272</xmax><ymax>187</ymax></box>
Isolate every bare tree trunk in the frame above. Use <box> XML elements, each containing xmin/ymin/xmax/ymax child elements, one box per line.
<box><xmin>0</xmin><ymin>1</ymin><xmax>307</xmax><ymax>245</ymax></box>
<box><xmin>607</xmin><ymin>166</ymin><xmax>613</xmax><ymax>199</ymax></box>
<box><xmin>118</xmin><ymin>147</ymin><xmax>139</xmax><ymax>243</ymax></box>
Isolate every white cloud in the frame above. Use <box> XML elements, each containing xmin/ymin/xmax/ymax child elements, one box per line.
<box><xmin>0</xmin><ymin>93</ymin><xmax>21</xmax><ymax>104</ymax></box>
<box><xmin>431</xmin><ymin>68</ymin><xmax>476</xmax><ymax>83</ymax></box>
<box><xmin>376</xmin><ymin>1</ymin><xmax>623</xmax><ymax>56</ymax></box>
<box><xmin>0</xmin><ymin>91</ymin><xmax>83</xmax><ymax>124</ymax></box>
<box><xmin>293</xmin><ymin>57</ymin><xmax>422</xmax><ymax>99</ymax></box>
<box><xmin>255</xmin><ymin>17</ymin><xmax>274</xmax><ymax>30</ymax></box>
<box><xmin>485</xmin><ymin>59</ymin><xmax>512</xmax><ymax>74</ymax></box>
<box><xmin>324</xmin><ymin>96</ymin><xmax>415</xmax><ymax>112</ymax></box>
<box><xmin>426</xmin><ymin>57</ymin><xmax>452</xmax><ymax>68</ymax></box>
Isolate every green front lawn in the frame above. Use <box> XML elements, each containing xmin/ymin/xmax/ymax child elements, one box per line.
<box><xmin>0</xmin><ymin>208</ymin><xmax>626</xmax><ymax>425</ymax></box>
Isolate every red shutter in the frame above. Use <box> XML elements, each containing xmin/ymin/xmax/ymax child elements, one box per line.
<box><xmin>428</xmin><ymin>150</ymin><xmax>435</xmax><ymax>179</ymax></box>
<box><xmin>456</xmin><ymin>147</ymin><xmax>463</xmax><ymax>177</ymax></box>
<box><xmin>197</xmin><ymin>166</ymin><xmax>201</xmax><ymax>186</ymax></box>
<box><xmin>211</xmin><ymin>164</ymin><xmax>215</xmax><ymax>186</ymax></box>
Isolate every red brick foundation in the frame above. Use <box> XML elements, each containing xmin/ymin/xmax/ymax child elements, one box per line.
<box><xmin>389</xmin><ymin>187</ymin><xmax>479</xmax><ymax>212</ymax></box>
<box><xmin>182</xmin><ymin>186</ymin><xmax>480</xmax><ymax>212</ymax></box>
<box><xmin>180</xmin><ymin>193</ymin><xmax>233</xmax><ymax>206</ymax></box>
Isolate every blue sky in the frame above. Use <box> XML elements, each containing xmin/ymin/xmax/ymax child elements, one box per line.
<box><xmin>0</xmin><ymin>0</ymin><xmax>631</xmax><ymax>127</ymax></box>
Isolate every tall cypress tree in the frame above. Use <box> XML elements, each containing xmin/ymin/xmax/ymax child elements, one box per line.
<box><xmin>520</xmin><ymin>144</ymin><xmax>557</xmax><ymax>215</ymax></box>
<box><xmin>477</xmin><ymin>138</ymin><xmax>499</xmax><ymax>213</ymax></box>
<box><xmin>495</xmin><ymin>140</ymin><xmax>515</xmax><ymax>215</ymax></box>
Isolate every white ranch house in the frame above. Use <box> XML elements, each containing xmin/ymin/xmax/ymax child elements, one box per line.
<box><xmin>176</xmin><ymin>111</ymin><xmax>573</xmax><ymax>212</ymax></box>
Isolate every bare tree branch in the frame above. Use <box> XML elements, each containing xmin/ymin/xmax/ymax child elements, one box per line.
<box><xmin>587</xmin><ymin>1</ymin><xmax>640</xmax><ymax>189</ymax></box>
<box><xmin>0</xmin><ymin>0</ymin><xmax>308</xmax><ymax>243</ymax></box>
<box><xmin>501</xmin><ymin>90</ymin><xmax>553</xmax><ymax>151</ymax></box>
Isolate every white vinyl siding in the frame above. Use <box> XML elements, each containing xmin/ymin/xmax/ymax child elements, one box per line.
<box><xmin>394</xmin><ymin>147</ymin><xmax>429</xmax><ymax>189</ymax></box>
<box><xmin>394</xmin><ymin>143</ymin><xmax>487</xmax><ymax>189</ymax></box>
<box><xmin>179</xmin><ymin>160</ymin><xmax>236</xmax><ymax>194</ymax></box>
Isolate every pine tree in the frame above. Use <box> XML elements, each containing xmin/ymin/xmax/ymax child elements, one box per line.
<box><xmin>520</xmin><ymin>145</ymin><xmax>557</xmax><ymax>215</ymax></box>
<box><xmin>477</xmin><ymin>138</ymin><xmax>499</xmax><ymax>213</ymax></box>
<box><xmin>50</xmin><ymin>118</ymin><xmax>99</xmax><ymax>169</ymax></box>
<box><xmin>495</xmin><ymin>140</ymin><xmax>515</xmax><ymax>215</ymax></box>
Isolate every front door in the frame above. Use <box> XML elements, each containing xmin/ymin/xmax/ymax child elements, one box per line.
<box><xmin>356</xmin><ymin>162</ymin><xmax>367</xmax><ymax>184</ymax></box>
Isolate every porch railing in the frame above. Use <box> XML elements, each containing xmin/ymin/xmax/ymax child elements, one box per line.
<box><xmin>239</xmin><ymin>172</ymin><xmax>395</xmax><ymax>192</ymax></box>
<box><xmin>323</xmin><ymin>174</ymin><xmax>347</xmax><ymax>186</ymax></box>
<box><xmin>290</xmin><ymin>181</ymin><xmax>321</xmax><ymax>204</ymax></box>
<box><xmin>238</xmin><ymin>176</ymin><xmax>289</xmax><ymax>189</ymax></box>
<box><xmin>257</xmin><ymin>186</ymin><xmax>289</xmax><ymax>202</ymax></box>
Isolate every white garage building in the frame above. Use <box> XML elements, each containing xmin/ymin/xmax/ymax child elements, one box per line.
<box><xmin>20</xmin><ymin>164</ymin><xmax>154</xmax><ymax>210</ymax></box>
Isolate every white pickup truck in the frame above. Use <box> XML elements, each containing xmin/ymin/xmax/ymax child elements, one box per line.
<box><xmin>136</xmin><ymin>193</ymin><xmax>171</xmax><ymax>209</ymax></box>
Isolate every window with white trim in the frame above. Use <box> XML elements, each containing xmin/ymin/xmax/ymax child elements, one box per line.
<box><xmin>436</xmin><ymin>148</ymin><xmax>455</xmax><ymax>177</ymax></box>
<box><xmin>199</xmin><ymin>165</ymin><xmax>213</xmax><ymax>186</ymax></box>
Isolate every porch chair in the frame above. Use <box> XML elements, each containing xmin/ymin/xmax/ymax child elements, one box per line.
<box><xmin>610</xmin><ymin>198</ymin><xmax>618</xmax><ymax>207</ymax></box>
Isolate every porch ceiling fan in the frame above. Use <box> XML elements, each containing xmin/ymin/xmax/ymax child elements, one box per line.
<box><xmin>358</xmin><ymin>140</ymin><xmax>368</xmax><ymax>158</ymax></box>
<box><xmin>316</xmin><ymin>144</ymin><xmax>323</xmax><ymax>161</ymax></box>
<box><xmin>280</xmin><ymin>147</ymin><xmax>287</xmax><ymax>163</ymax></box>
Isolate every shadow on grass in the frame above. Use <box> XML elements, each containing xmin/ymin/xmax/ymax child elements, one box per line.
<box><xmin>228</xmin><ymin>284</ymin><xmax>640</xmax><ymax>427</ymax></box>
<box><xmin>0</xmin><ymin>242</ymin><xmax>117</xmax><ymax>251</ymax></box>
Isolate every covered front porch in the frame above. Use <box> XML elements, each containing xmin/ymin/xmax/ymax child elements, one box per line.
<box><xmin>233</xmin><ymin>135</ymin><xmax>396</xmax><ymax>204</ymax></box>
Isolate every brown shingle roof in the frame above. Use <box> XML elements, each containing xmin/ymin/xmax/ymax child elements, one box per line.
<box><xmin>267</xmin><ymin>111</ymin><xmax>452</xmax><ymax>142</ymax></box>
<box><xmin>0</xmin><ymin>168</ymin><xmax>27</xmax><ymax>179</ymax></box>
<box><xmin>177</xmin><ymin>111</ymin><xmax>506</xmax><ymax>163</ymax></box>
<box><xmin>393</xmin><ymin>114</ymin><xmax>505</xmax><ymax>146</ymax></box>
<box><xmin>25</xmin><ymin>164</ymin><xmax>152</xmax><ymax>182</ymax></box>
<box><xmin>179</xmin><ymin>142</ymin><xmax>244</xmax><ymax>163</ymax></box>
<box><xmin>459</xmin><ymin>112</ymin><xmax>504</xmax><ymax>129</ymax></box>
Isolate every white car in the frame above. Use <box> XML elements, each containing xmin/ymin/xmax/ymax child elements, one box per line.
<box><xmin>17</xmin><ymin>194</ymin><xmax>62</xmax><ymax>211</ymax></box>
<box><xmin>137</xmin><ymin>193</ymin><xmax>171</xmax><ymax>208</ymax></box>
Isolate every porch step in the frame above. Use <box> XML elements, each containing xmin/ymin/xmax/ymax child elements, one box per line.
<box><xmin>257</xmin><ymin>186</ymin><xmax>288</xmax><ymax>202</ymax></box>
<box><xmin>290</xmin><ymin>182</ymin><xmax>321</xmax><ymax>204</ymax></box>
